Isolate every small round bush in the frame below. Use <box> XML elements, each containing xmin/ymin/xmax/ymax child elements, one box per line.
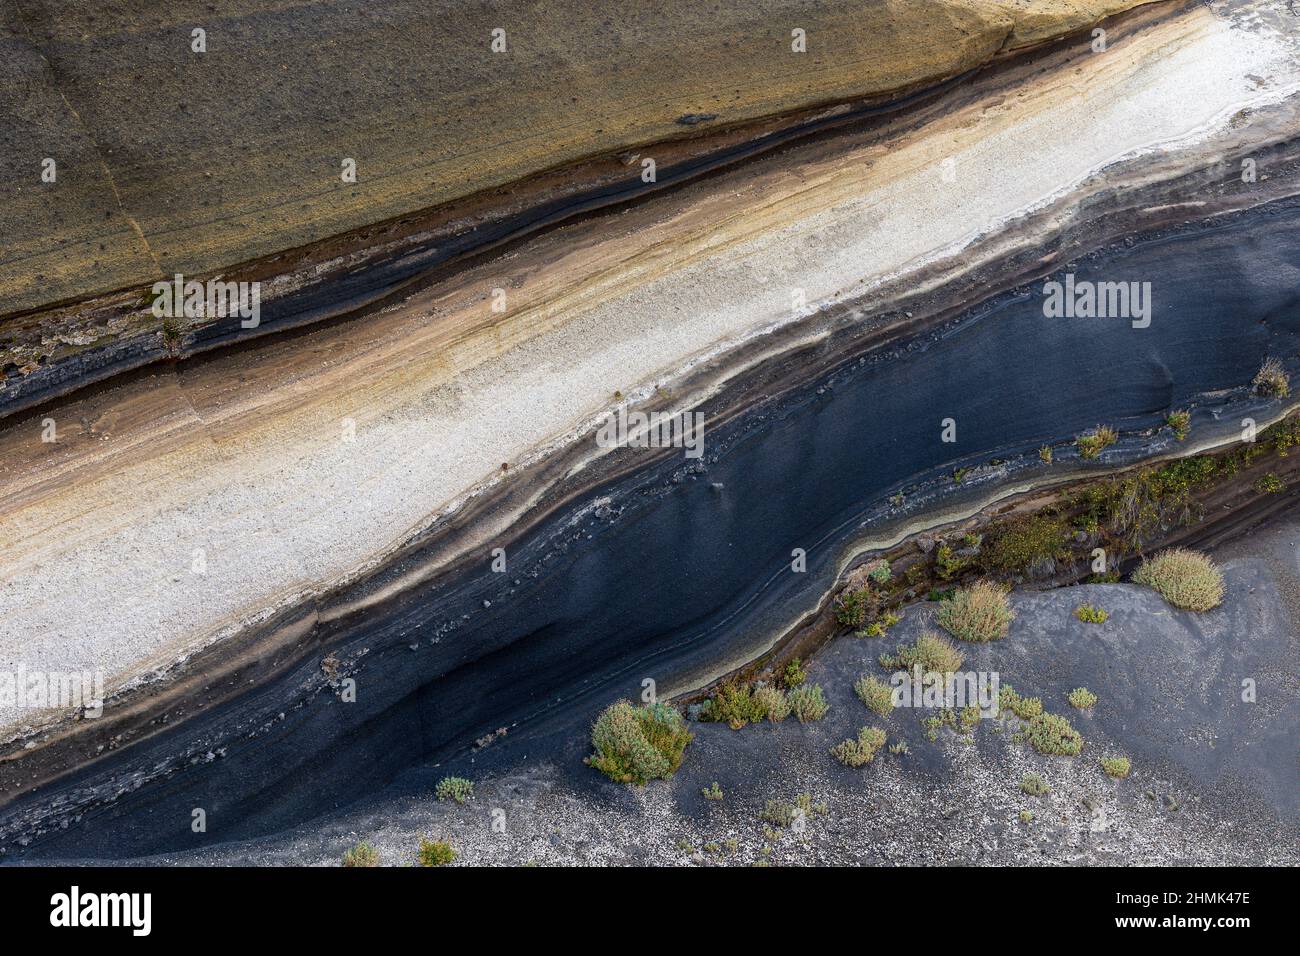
<box><xmin>418</xmin><ymin>838</ymin><xmax>456</xmax><ymax>867</ymax></box>
<box><xmin>753</xmin><ymin>685</ymin><xmax>791</xmax><ymax>722</ymax></box>
<box><xmin>1024</xmin><ymin>712</ymin><xmax>1083</xmax><ymax>757</ymax></box>
<box><xmin>787</xmin><ymin>684</ymin><xmax>829</xmax><ymax>722</ymax></box>
<box><xmin>830</xmin><ymin>726</ymin><xmax>887</xmax><ymax>767</ymax></box>
<box><xmin>937</xmin><ymin>580</ymin><xmax>1014</xmax><ymax>642</ymax></box>
<box><xmin>435</xmin><ymin>776</ymin><xmax>474</xmax><ymax>803</ymax></box>
<box><xmin>342</xmin><ymin>841</ymin><xmax>379</xmax><ymax>867</ymax></box>
<box><xmin>1100</xmin><ymin>756</ymin><xmax>1132</xmax><ymax>779</ymax></box>
<box><xmin>1132</xmin><ymin>548</ymin><xmax>1224</xmax><ymax>612</ymax></box>
<box><xmin>854</xmin><ymin>675</ymin><xmax>894</xmax><ymax>716</ymax></box>
<box><xmin>587</xmin><ymin>700</ymin><xmax>693</xmax><ymax>785</ymax></box>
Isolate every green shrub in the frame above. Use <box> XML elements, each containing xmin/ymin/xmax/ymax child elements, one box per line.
<box><xmin>879</xmin><ymin>632</ymin><xmax>965</xmax><ymax>674</ymax></box>
<box><xmin>998</xmin><ymin>685</ymin><xmax>1043</xmax><ymax>720</ymax></box>
<box><xmin>1253</xmin><ymin>356</ymin><xmax>1289</xmax><ymax>397</ymax></box>
<box><xmin>1073</xmin><ymin>604</ymin><xmax>1108</xmax><ymax>624</ymax></box>
<box><xmin>418</xmin><ymin>838</ymin><xmax>456</xmax><ymax>867</ymax></box>
<box><xmin>1132</xmin><ymin>548</ymin><xmax>1224</xmax><ymax>612</ymax></box>
<box><xmin>701</xmin><ymin>781</ymin><xmax>724</xmax><ymax>801</ymax></box>
<box><xmin>868</xmin><ymin>560</ymin><xmax>892</xmax><ymax>585</ymax></box>
<box><xmin>1024</xmin><ymin>712</ymin><xmax>1083</xmax><ymax>757</ymax></box>
<box><xmin>342</xmin><ymin>841</ymin><xmax>380</xmax><ymax>867</ymax></box>
<box><xmin>1100</xmin><ymin>756</ymin><xmax>1132</xmax><ymax>778</ymax></box>
<box><xmin>753</xmin><ymin>684</ymin><xmax>791</xmax><ymax>722</ymax></box>
<box><xmin>937</xmin><ymin>580</ymin><xmax>1014</xmax><ymax>642</ymax></box>
<box><xmin>1039</xmin><ymin>445</ymin><xmax>1053</xmax><ymax>464</ymax></box>
<box><xmin>935</xmin><ymin>543</ymin><xmax>975</xmax><ymax>580</ymax></box>
<box><xmin>587</xmin><ymin>700</ymin><xmax>693</xmax><ymax>784</ymax></box>
<box><xmin>787</xmin><ymin>684</ymin><xmax>829</xmax><ymax>722</ymax></box>
<box><xmin>857</xmin><ymin>610</ymin><xmax>901</xmax><ymax>638</ymax></box>
<box><xmin>1166</xmin><ymin>409</ymin><xmax>1190</xmax><ymax>441</ymax></box>
<box><xmin>1020</xmin><ymin>772</ymin><xmax>1050</xmax><ymax>796</ymax></box>
<box><xmin>1255</xmin><ymin>473</ymin><xmax>1285</xmax><ymax>494</ymax></box>
<box><xmin>702</xmin><ymin>682</ymin><xmax>766</xmax><ymax>729</ymax></box>
<box><xmin>835</xmin><ymin>589</ymin><xmax>871</xmax><ymax>628</ymax></box>
<box><xmin>854</xmin><ymin>675</ymin><xmax>894</xmax><ymax>716</ymax></box>
<box><xmin>1068</xmin><ymin>687</ymin><xmax>1098</xmax><ymax>709</ymax></box>
<box><xmin>760</xmin><ymin>794</ymin><xmax>823</xmax><ymax>827</ymax></box>
<box><xmin>1019</xmin><ymin>810</ymin><xmax>1035</xmax><ymax>823</ymax></box>
<box><xmin>781</xmin><ymin>657</ymin><xmax>807</xmax><ymax>688</ymax></box>
<box><xmin>1077</xmin><ymin>425</ymin><xmax>1118</xmax><ymax>460</ymax></box>
<box><xmin>831</xmin><ymin>726</ymin><xmax>887</xmax><ymax>767</ymax></box>
<box><xmin>435</xmin><ymin>776</ymin><xmax>474</xmax><ymax>803</ymax></box>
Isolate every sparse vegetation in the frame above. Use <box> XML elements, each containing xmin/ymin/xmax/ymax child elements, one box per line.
<box><xmin>1253</xmin><ymin>356</ymin><xmax>1289</xmax><ymax>398</ymax></box>
<box><xmin>854</xmin><ymin>675</ymin><xmax>894</xmax><ymax>716</ymax></box>
<box><xmin>781</xmin><ymin>657</ymin><xmax>807</xmax><ymax>688</ymax></box>
<box><xmin>760</xmin><ymin>793</ymin><xmax>825</xmax><ymax>828</ymax></box>
<box><xmin>1077</xmin><ymin>425</ymin><xmax>1117</xmax><ymax>460</ymax></box>
<box><xmin>787</xmin><ymin>684</ymin><xmax>829</xmax><ymax>722</ymax></box>
<box><xmin>1019</xmin><ymin>810</ymin><xmax>1034</xmax><ymax>823</ymax></box>
<box><xmin>830</xmin><ymin>726</ymin><xmax>888</xmax><ymax>767</ymax></box>
<box><xmin>1068</xmin><ymin>687</ymin><xmax>1098</xmax><ymax>709</ymax></box>
<box><xmin>342</xmin><ymin>841</ymin><xmax>379</xmax><ymax>867</ymax></box>
<box><xmin>879</xmin><ymin>632</ymin><xmax>964</xmax><ymax>674</ymax></box>
<box><xmin>857</xmin><ymin>610</ymin><xmax>901</xmax><ymax>638</ymax></box>
<box><xmin>888</xmin><ymin>740</ymin><xmax>909</xmax><ymax>755</ymax></box>
<box><xmin>1132</xmin><ymin>548</ymin><xmax>1224</xmax><ymax>612</ymax></box>
<box><xmin>1073</xmin><ymin>604</ymin><xmax>1108</xmax><ymax>624</ymax></box>
<box><xmin>1020</xmin><ymin>772</ymin><xmax>1050</xmax><ymax>797</ymax></box>
<box><xmin>418</xmin><ymin>838</ymin><xmax>456</xmax><ymax>866</ymax></box>
<box><xmin>936</xmin><ymin>580</ymin><xmax>1014</xmax><ymax>642</ymax></box>
<box><xmin>1166</xmin><ymin>409</ymin><xmax>1190</xmax><ymax>441</ymax></box>
<box><xmin>435</xmin><ymin>776</ymin><xmax>474</xmax><ymax>804</ymax></box>
<box><xmin>587</xmin><ymin>700</ymin><xmax>693</xmax><ymax>784</ymax></box>
<box><xmin>1039</xmin><ymin>445</ymin><xmax>1053</xmax><ymax>464</ymax></box>
<box><xmin>1101</xmin><ymin>756</ymin><xmax>1132</xmax><ymax>778</ymax></box>
<box><xmin>701</xmin><ymin>781</ymin><xmax>724</xmax><ymax>801</ymax></box>
<box><xmin>984</xmin><ymin>515</ymin><xmax>1072</xmax><ymax>574</ymax></box>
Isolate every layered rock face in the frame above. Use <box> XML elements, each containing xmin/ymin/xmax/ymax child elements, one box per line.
<box><xmin>0</xmin><ymin>0</ymin><xmax>1152</xmax><ymax>318</ymax></box>
<box><xmin>1</xmin><ymin>0</ymin><xmax>1298</xmax><ymax>863</ymax></box>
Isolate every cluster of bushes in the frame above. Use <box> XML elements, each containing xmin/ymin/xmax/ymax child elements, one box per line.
<box><xmin>587</xmin><ymin>701</ymin><xmax>693</xmax><ymax>785</ymax></box>
<box><xmin>1021</xmin><ymin>712</ymin><xmax>1083</xmax><ymax>757</ymax></box>
<box><xmin>701</xmin><ymin>680</ymin><xmax>827</xmax><ymax>728</ymax></box>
